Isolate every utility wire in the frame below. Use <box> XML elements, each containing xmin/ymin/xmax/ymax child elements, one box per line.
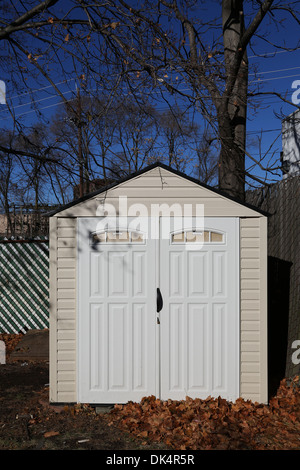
<box><xmin>0</xmin><ymin>77</ymin><xmax>298</xmax><ymax>118</ymax></box>
<box><xmin>249</xmin><ymin>66</ymin><xmax>300</xmax><ymax>76</ymax></box>
<box><xmin>250</xmin><ymin>73</ymin><xmax>300</xmax><ymax>84</ymax></box>
<box><xmin>8</xmin><ymin>78</ymin><xmax>76</xmax><ymax>101</ymax></box>
<box><xmin>2</xmin><ymin>90</ymin><xmax>73</xmax><ymax>112</ymax></box>
<box><xmin>2</xmin><ymin>52</ymin><xmax>300</xmax><ymax>103</ymax></box>
<box><xmin>248</xmin><ymin>47</ymin><xmax>300</xmax><ymax>59</ymax></box>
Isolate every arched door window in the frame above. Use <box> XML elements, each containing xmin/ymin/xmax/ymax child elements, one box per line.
<box><xmin>171</xmin><ymin>229</ymin><xmax>224</xmax><ymax>244</ymax></box>
<box><xmin>91</xmin><ymin>229</ymin><xmax>145</xmax><ymax>244</ymax></box>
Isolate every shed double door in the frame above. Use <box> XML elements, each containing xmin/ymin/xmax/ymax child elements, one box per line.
<box><xmin>78</xmin><ymin>217</ymin><xmax>239</xmax><ymax>404</ymax></box>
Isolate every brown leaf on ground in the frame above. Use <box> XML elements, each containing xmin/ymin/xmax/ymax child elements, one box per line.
<box><xmin>0</xmin><ymin>333</ymin><xmax>24</xmax><ymax>358</ymax></box>
<box><xmin>104</xmin><ymin>375</ymin><xmax>300</xmax><ymax>450</ymax></box>
<box><xmin>44</xmin><ymin>431</ymin><xmax>59</xmax><ymax>438</ymax></box>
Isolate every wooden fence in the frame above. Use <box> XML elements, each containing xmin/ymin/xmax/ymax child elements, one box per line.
<box><xmin>0</xmin><ymin>238</ymin><xmax>49</xmax><ymax>334</ymax></box>
<box><xmin>246</xmin><ymin>175</ymin><xmax>300</xmax><ymax>378</ymax></box>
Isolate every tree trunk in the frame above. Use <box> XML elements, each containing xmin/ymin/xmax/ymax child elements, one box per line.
<box><xmin>219</xmin><ymin>0</ymin><xmax>248</xmax><ymax>201</ymax></box>
<box><xmin>218</xmin><ymin>116</ymin><xmax>246</xmax><ymax>201</ymax></box>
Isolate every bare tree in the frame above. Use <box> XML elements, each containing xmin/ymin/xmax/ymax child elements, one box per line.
<box><xmin>156</xmin><ymin>106</ymin><xmax>197</xmax><ymax>172</ymax></box>
<box><xmin>193</xmin><ymin>130</ymin><xmax>219</xmax><ymax>186</ymax></box>
<box><xmin>108</xmin><ymin>99</ymin><xmax>158</xmax><ymax>176</ymax></box>
<box><xmin>0</xmin><ymin>138</ymin><xmax>15</xmax><ymax>235</ymax></box>
<box><xmin>1</xmin><ymin>1</ymin><xmax>300</xmax><ymax>202</ymax></box>
<box><xmin>69</xmin><ymin>0</ymin><xmax>300</xmax><ymax>200</ymax></box>
<box><xmin>0</xmin><ymin>0</ymin><xmax>124</xmax><ymax>186</ymax></box>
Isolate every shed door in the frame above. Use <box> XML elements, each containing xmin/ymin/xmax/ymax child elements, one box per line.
<box><xmin>78</xmin><ymin>217</ymin><xmax>239</xmax><ymax>404</ymax></box>
<box><xmin>159</xmin><ymin>217</ymin><xmax>239</xmax><ymax>402</ymax></box>
<box><xmin>78</xmin><ymin>217</ymin><xmax>157</xmax><ymax>404</ymax></box>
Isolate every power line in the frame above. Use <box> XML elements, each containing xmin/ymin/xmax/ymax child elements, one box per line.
<box><xmin>0</xmin><ymin>97</ymin><xmax>76</xmax><ymax>121</ymax></box>
<box><xmin>249</xmin><ymin>66</ymin><xmax>300</xmax><ymax>76</ymax></box>
<box><xmin>248</xmin><ymin>47</ymin><xmax>300</xmax><ymax>59</ymax></box>
<box><xmin>0</xmin><ymin>79</ymin><xmax>297</xmax><ymax>117</ymax></box>
<box><xmin>8</xmin><ymin>79</ymin><xmax>76</xmax><ymax>101</ymax></box>
<box><xmin>250</xmin><ymin>73</ymin><xmax>300</xmax><ymax>84</ymax></box>
<box><xmin>3</xmin><ymin>57</ymin><xmax>300</xmax><ymax>103</ymax></box>
<box><xmin>1</xmin><ymin>89</ymin><xmax>73</xmax><ymax>113</ymax></box>
<box><xmin>0</xmin><ymin>90</ymin><xmax>295</xmax><ymax>122</ymax></box>
<box><xmin>1</xmin><ymin>91</ymin><xmax>284</xmax><ymax>135</ymax></box>
<box><xmin>1</xmin><ymin>65</ymin><xmax>299</xmax><ymax>120</ymax></box>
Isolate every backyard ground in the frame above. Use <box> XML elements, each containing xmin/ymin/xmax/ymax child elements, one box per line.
<box><xmin>0</xmin><ymin>333</ymin><xmax>299</xmax><ymax>451</ymax></box>
<box><xmin>0</xmin><ymin>361</ymin><xmax>170</xmax><ymax>451</ymax></box>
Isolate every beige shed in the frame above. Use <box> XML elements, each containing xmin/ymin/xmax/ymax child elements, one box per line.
<box><xmin>48</xmin><ymin>162</ymin><xmax>268</xmax><ymax>405</ymax></box>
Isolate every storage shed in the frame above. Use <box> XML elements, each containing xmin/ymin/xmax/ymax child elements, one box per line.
<box><xmin>49</xmin><ymin>162</ymin><xmax>268</xmax><ymax>405</ymax></box>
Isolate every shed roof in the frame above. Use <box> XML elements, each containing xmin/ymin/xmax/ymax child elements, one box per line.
<box><xmin>47</xmin><ymin>162</ymin><xmax>269</xmax><ymax>217</ymax></box>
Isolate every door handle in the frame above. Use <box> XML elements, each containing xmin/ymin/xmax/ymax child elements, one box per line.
<box><xmin>156</xmin><ymin>287</ymin><xmax>163</xmax><ymax>312</ymax></box>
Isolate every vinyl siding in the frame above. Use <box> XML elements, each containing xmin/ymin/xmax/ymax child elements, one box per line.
<box><xmin>49</xmin><ymin>167</ymin><xmax>268</xmax><ymax>404</ymax></box>
<box><xmin>240</xmin><ymin>217</ymin><xmax>268</xmax><ymax>403</ymax></box>
<box><xmin>53</xmin><ymin>167</ymin><xmax>263</xmax><ymax>219</ymax></box>
<box><xmin>50</xmin><ymin>217</ymin><xmax>77</xmax><ymax>403</ymax></box>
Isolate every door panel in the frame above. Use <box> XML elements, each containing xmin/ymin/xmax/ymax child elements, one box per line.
<box><xmin>78</xmin><ymin>217</ymin><xmax>156</xmax><ymax>404</ymax></box>
<box><xmin>187</xmin><ymin>251</ymin><xmax>208</xmax><ymax>296</ymax></box>
<box><xmin>169</xmin><ymin>252</ymin><xmax>184</xmax><ymax>296</ymax></box>
<box><xmin>168</xmin><ymin>303</ymin><xmax>185</xmax><ymax>391</ymax></box>
<box><xmin>212</xmin><ymin>251</ymin><xmax>227</xmax><ymax>297</ymax></box>
<box><xmin>89</xmin><ymin>303</ymin><xmax>104</xmax><ymax>391</ymax></box>
<box><xmin>212</xmin><ymin>303</ymin><xmax>227</xmax><ymax>392</ymax></box>
<box><xmin>187</xmin><ymin>304</ymin><xmax>208</xmax><ymax>391</ymax></box>
<box><xmin>159</xmin><ymin>217</ymin><xmax>239</xmax><ymax>402</ymax></box>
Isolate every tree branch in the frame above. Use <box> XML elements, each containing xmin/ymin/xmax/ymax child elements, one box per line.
<box><xmin>224</xmin><ymin>0</ymin><xmax>274</xmax><ymax>97</ymax></box>
<box><xmin>0</xmin><ymin>144</ymin><xmax>59</xmax><ymax>164</ymax></box>
<box><xmin>240</xmin><ymin>0</ymin><xmax>274</xmax><ymax>50</ymax></box>
<box><xmin>0</xmin><ymin>0</ymin><xmax>59</xmax><ymax>40</ymax></box>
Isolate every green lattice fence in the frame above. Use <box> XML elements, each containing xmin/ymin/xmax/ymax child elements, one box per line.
<box><xmin>0</xmin><ymin>238</ymin><xmax>49</xmax><ymax>333</ymax></box>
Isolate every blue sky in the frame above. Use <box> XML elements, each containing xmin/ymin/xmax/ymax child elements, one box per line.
<box><xmin>245</xmin><ymin>44</ymin><xmax>300</xmax><ymax>184</ymax></box>
<box><xmin>0</xmin><ymin>1</ymin><xmax>299</xmax><ymax>196</ymax></box>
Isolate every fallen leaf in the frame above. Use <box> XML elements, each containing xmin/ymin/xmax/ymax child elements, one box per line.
<box><xmin>104</xmin><ymin>374</ymin><xmax>300</xmax><ymax>450</ymax></box>
<box><xmin>44</xmin><ymin>431</ymin><xmax>59</xmax><ymax>438</ymax></box>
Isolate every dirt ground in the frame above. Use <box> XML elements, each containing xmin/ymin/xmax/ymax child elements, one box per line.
<box><xmin>0</xmin><ymin>332</ymin><xmax>300</xmax><ymax>452</ymax></box>
<box><xmin>0</xmin><ymin>360</ymin><xmax>170</xmax><ymax>451</ymax></box>
<box><xmin>1</xmin><ymin>360</ymin><xmax>300</xmax><ymax>452</ymax></box>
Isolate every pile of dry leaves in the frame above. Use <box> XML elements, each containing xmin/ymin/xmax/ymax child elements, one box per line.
<box><xmin>104</xmin><ymin>376</ymin><xmax>300</xmax><ymax>450</ymax></box>
<box><xmin>0</xmin><ymin>333</ymin><xmax>24</xmax><ymax>358</ymax></box>
<box><xmin>1</xmin><ymin>332</ymin><xmax>299</xmax><ymax>450</ymax></box>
